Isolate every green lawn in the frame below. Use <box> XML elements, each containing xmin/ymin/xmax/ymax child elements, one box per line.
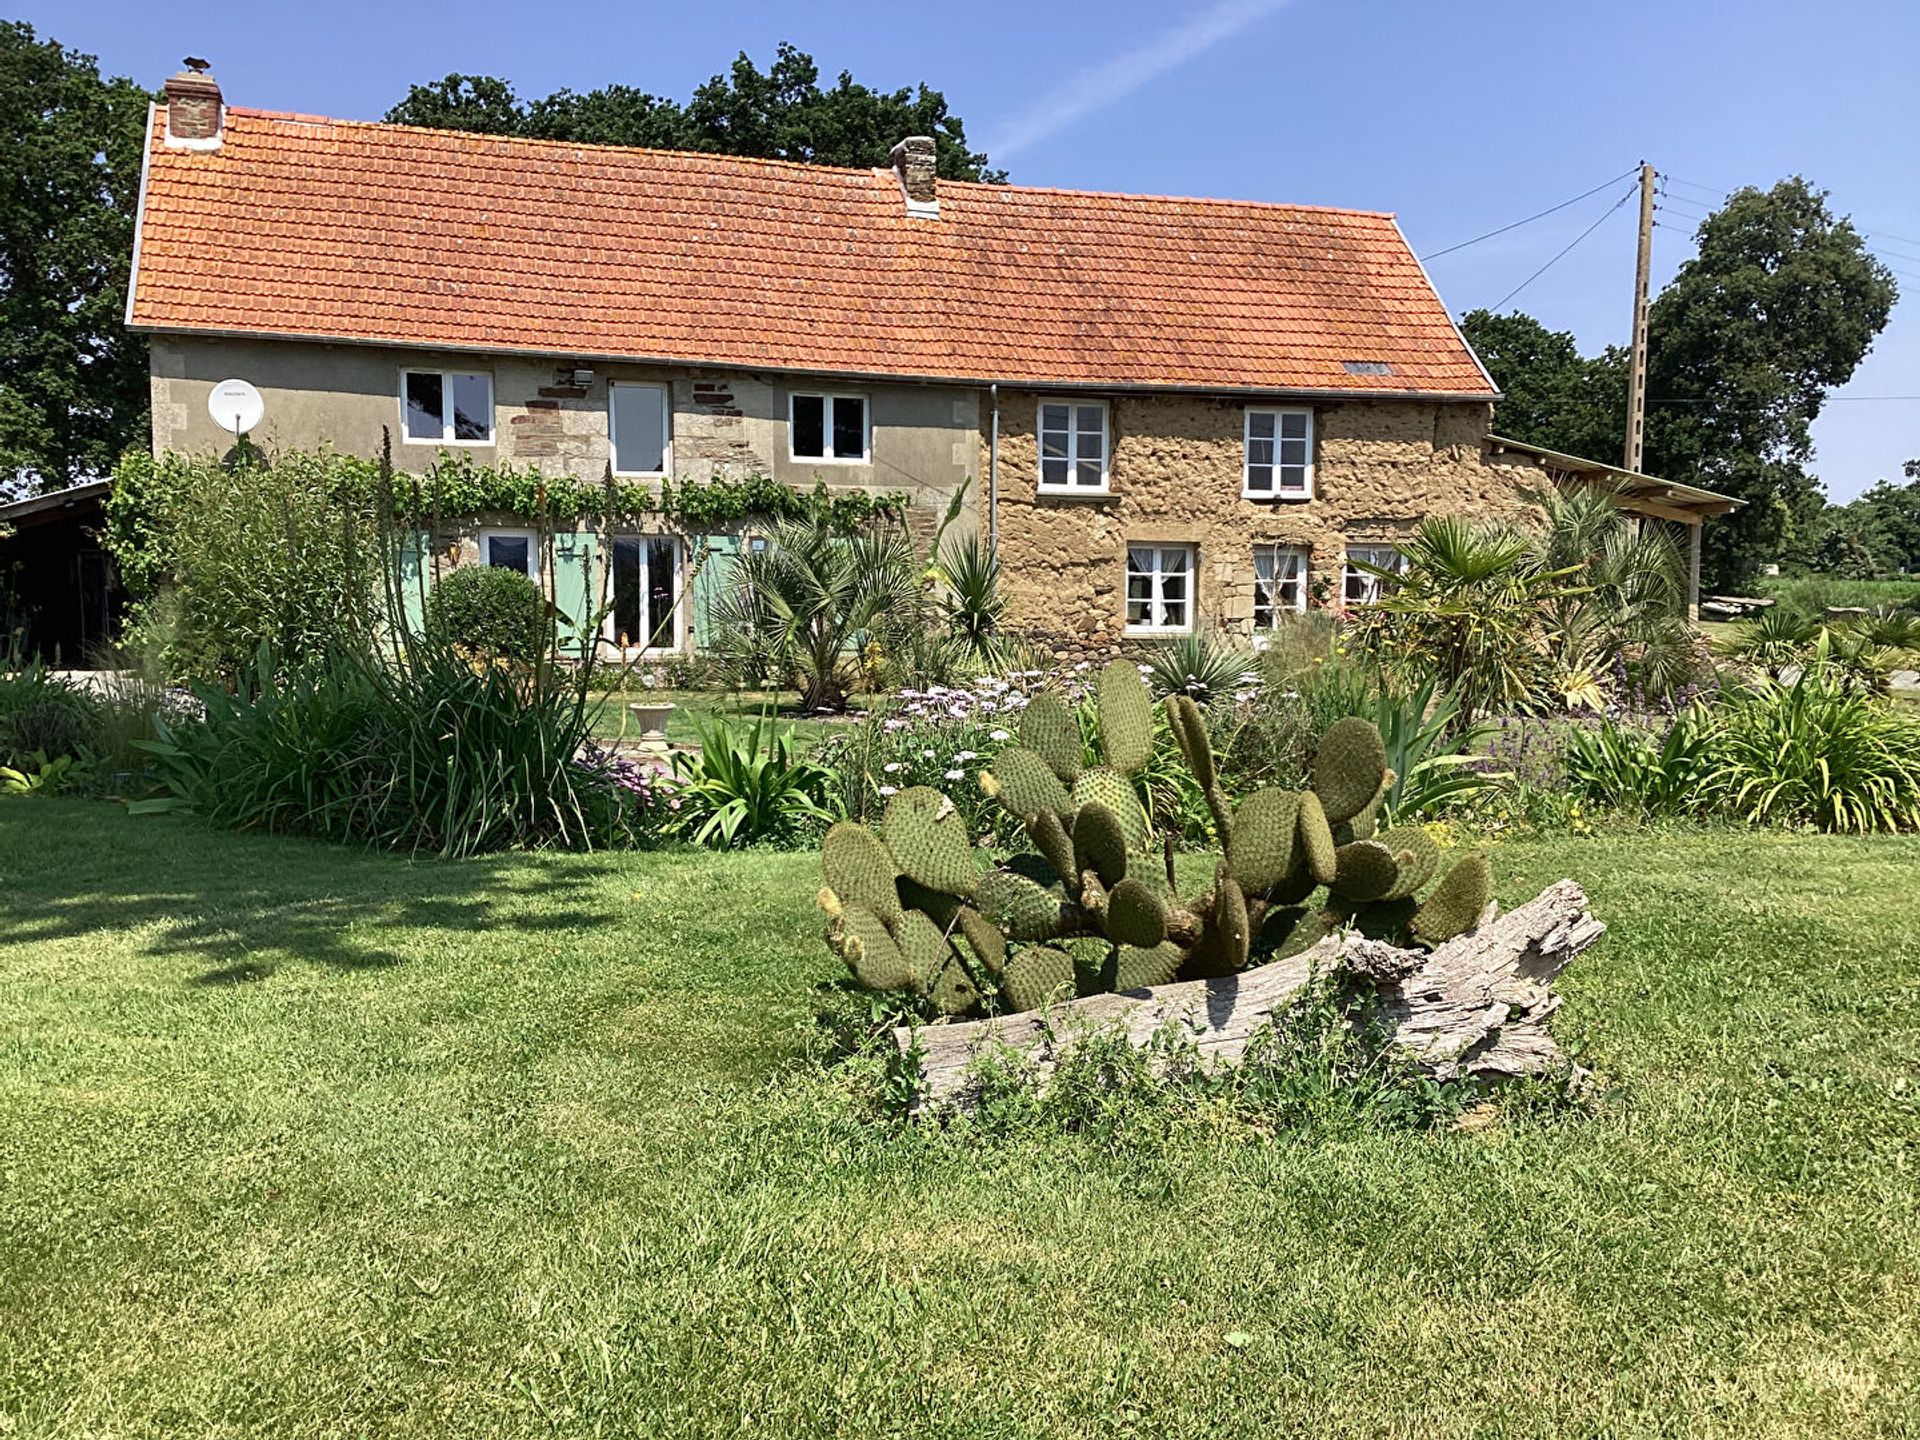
<box><xmin>4</xmin><ymin>805</ymin><xmax>1918</xmax><ymax>1437</ymax></box>
<box><xmin>585</xmin><ymin>687</ymin><xmax>863</xmax><ymax>748</ymax></box>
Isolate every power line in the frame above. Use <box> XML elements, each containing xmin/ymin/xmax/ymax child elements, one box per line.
<box><xmin>1488</xmin><ymin>183</ymin><xmax>1639</xmax><ymax>310</ymax></box>
<box><xmin>1419</xmin><ymin>167</ymin><xmax>1638</xmax><ymax>261</ymax></box>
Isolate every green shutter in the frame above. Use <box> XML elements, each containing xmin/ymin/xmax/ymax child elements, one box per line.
<box><xmin>551</xmin><ymin>530</ymin><xmax>600</xmax><ymax>659</ymax></box>
<box><xmin>396</xmin><ymin>529</ymin><xmax>432</xmax><ymax>637</ymax></box>
<box><xmin>692</xmin><ymin>534</ymin><xmax>742</xmax><ymax>651</ymax></box>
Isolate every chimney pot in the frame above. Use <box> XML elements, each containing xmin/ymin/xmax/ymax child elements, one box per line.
<box><xmin>163</xmin><ymin>61</ymin><xmax>223</xmax><ymax>149</ymax></box>
<box><xmin>889</xmin><ymin>135</ymin><xmax>939</xmax><ymax>217</ymax></box>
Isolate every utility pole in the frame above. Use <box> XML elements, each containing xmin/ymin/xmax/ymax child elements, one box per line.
<box><xmin>1623</xmin><ymin>161</ymin><xmax>1656</xmax><ymax>473</ymax></box>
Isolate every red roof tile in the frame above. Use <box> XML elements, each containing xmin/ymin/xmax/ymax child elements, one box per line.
<box><xmin>129</xmin><ymin>107</ymin><xmax>1494</xmax><ymax>397</ymax></box>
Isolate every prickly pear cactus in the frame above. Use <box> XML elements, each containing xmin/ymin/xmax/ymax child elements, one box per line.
<box><xmin>819</xmin><ymin>663</ymin><xmax>1496</xmax><ymax>1019</ymax></box>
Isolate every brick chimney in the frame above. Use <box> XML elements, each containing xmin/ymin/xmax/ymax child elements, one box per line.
<box><xmin>163</xmin><ymin>59</ymin><xmax>223</xmax><ymax>150</ymax></box>
<box><xmin>889</xmin><ymin>135</ymin><xmax>939</xmax><ymax>218</ymax></box>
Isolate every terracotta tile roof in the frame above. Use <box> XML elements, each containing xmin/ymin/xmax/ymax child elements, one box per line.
<box><xmin>129</xmin><ymin>106</ymin><xmax>1495</xmax><ymax>397</ymax></box>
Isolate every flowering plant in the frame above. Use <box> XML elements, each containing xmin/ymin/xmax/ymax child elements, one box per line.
<box><xmin>572</xmin><ymin>740</ymin><xmax>682</xmax><ymax>846</ymax></box>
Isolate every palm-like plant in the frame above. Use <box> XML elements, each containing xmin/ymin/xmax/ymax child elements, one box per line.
<box><xmin>707</xmin><ymin>518</ymin><xmax>913</xmax><ymax>712</ymax></box>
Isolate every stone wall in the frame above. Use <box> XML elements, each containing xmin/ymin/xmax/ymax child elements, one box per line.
<box><xmin>986</xmin><ymin>391</ymin><xmax>1540</xmax><ymax>661</ymax></box>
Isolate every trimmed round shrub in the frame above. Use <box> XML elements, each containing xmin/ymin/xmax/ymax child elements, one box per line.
<box><xmin>425</xmin><ymin>565</ymin><xmax>548</xmax><ymax>662</ymax></box>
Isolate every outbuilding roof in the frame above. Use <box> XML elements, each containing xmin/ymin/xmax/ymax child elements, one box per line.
<box><xmin>128</xmin><ymin>106</ymin><xmax>1497</xmax><ymax>399</ymax></box>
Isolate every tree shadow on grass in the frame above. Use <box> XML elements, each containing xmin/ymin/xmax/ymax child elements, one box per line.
<box><xmin>0</xmin><ymin>800</ymin><xmax>634</xmax><ymax>978</ymax></box>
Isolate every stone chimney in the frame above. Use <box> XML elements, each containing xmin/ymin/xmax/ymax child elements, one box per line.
<box><xmin>889</xmin><ymin>135</ymin><xmax>939</xmax><ymax>218</ymax></box>
<box><xmin>163</xmin><ymin>59</ymin><xmax>223</xmax><ymax>150</ymax></box>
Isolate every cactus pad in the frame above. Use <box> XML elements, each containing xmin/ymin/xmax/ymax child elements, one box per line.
<box><xmin>1411</xmin><ymin>852</ymin><xmax>1493</xmax><ymax>945</ymax></box>
<box><xmin>1116</xmin><ymin>940</ymin><xmax>1184</xmax><ymax>990</ymax></box>
<box><xmin>1164</xmin><ymin>694</ymin><xmax>1216</xmax><ymax>792</ymax></box>
<box><xmin>821</xmin><ymin>822</ymin><xmax>901</xmax><ymax>926</ymax></box>
<box><xmin>896</xmin><ymin>876</ymin><xmax>962</xmax><ymax>928</ymax></box>
<box><xmin>1000</xmin><ymin>945</ymin><xmax>1076</xmax><ymax>1013</ymax></box>
<box><xmin>1228</xmin><ymin>788</ymin><xmax>1300</xmax><ymax>895</ymax></box>
<box><xmin>892</xmin><ymin>907</ymin><xmax>951</xmax><ymax>988</ymax></box>
<box><xmin>1212</xmin><ymin>877</ymin><xmax>1251</xmax><ymax>971</ymax></box>
<box><xmin>955</xmin><ymin>905</ymin><xmax>1007</xmax><ymax>974</ymax></box>
<box><xmin>981</xmin><ymin>745</ymin><xmax>1071</xmax><ymax>819</ymax></box>
<box><xmin>1312</xmin><ymin>717</ymin><xmax>1389</xmax><ymax>825</ymax></box>
<box><xmin>929</xmin><ymin>959</ymin><xmax>981</xmax><ymax>1016</ymax></box>
<box><xmin>1071</xmin><ymin>768</ymin><xmax>1149</xmax><ymax>851</ymax></box>
<box><xmin>1330</xmin><ymin>840</ymin><xmax>1400</xmax><ymax>902</ymax></box>
<box><xmin>1018</xmin><ymin>691</ymin><xmax>1083</xmax><ymax>783</ymax></box>
<box><xmin>1375</xmin><ymin>825</ymin><xmax>1440</xmax><ymax>899</ymax></box>
<box><xmin>1297</xmin><ymin>791</ymin><xmax>1338</xmax><ymax>884</ymax></box>
<box><xmin>1072</xmin><ymin>802</ymin><xmax>1130</xmax><ymax>888</ymax></box>
<box><xmin>1027</xmin><ymin>810</ymin><xmax>1077</xmax><ymax>889</ymax></box>
<box><xmin>975</xmin><ymin>868</ymin><xmax>1067</xmax><ymax>941</ymax></box>
<box><xmin>1268</xmin><ymin>905</ymin><xmax>1339</xmax><ymax>961</ymax></box>
<box><xmin>883</xmin><ymin>786</ymin><xmax>977</xmax><ymax>897</ymax></box>
<box><xmin>1105</xmin><ymin>876</ymin><xmax>1169</xmax><ymax>948</ymax></box>
<box><xmin>832</xmin><ymin>902</ymin><xmax>916</xmax><ymax>992</ymax></box>
<box><xmin>1096</xmin><ymin>660</ymin><xmax>1155</xmax><ymax>775</ymax></box>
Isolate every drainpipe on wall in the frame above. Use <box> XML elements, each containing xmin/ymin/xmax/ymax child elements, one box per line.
<box><xmin>988</xmin><ymin>382</ymin><xmax>1000</xmax><ymax>550</ymax></box>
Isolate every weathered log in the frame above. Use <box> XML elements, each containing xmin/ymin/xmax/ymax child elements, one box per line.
<box><xmin>897</xmin><ymin>880</ymin><xmax>1603</xmax><ymax>1108</ymax></box>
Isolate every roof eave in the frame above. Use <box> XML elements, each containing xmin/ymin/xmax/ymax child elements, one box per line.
<box><xmin>129</xmin><ymin>321</ymin><xmax>1501</xmax><ymax>403</ymax></box>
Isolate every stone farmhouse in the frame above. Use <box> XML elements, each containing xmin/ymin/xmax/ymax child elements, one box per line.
<box><xmin>127</xmin><ymin>65</ymin><xmax>1736</xmax><ymax>660</ymax></box>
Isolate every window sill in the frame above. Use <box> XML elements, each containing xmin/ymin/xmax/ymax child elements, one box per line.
<box><xmin>1037</xmin><ymin>486</ymin><xmax>1115</xmax><ymax>502</ymax></box>
<box><xmin>1124</xmin><ymin>625</ymin><xmax>1193</xmax><ymax>637</ymax></box>
<box><xmin>405</xmin><ymin>436</ymin><xmax>496</xmax><ymax>448</ymax></box>
<box><xmin>1242</xmin><ymin>490</ymin><xmax>1314</xmax><ymax>504</ymax></box>
<box><xmin>789</xmin><ymin>455</ymin><xmax>872</xmax><ymax>467</ymax></box>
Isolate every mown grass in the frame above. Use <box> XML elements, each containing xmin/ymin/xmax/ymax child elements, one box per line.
<box><xmin>3</xmin><ymin>803</ymin><xmax>1918</xmax><ymax>1437</ymax></box>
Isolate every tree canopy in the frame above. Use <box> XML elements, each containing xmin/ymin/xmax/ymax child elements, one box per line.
<box><xmin>1463</xmin><ymin>179</ymin><xmax>1897</xmax><ymax>590</ymax></box>
<box><xmin>0</xmin><ymin>23</ymin><xmax>151</xmax><ymax>493</ymax></box>
<box><xmin>386</xmin><ymin>42</ymin><xmax>1003</xmax><ymax>182</ymax></box>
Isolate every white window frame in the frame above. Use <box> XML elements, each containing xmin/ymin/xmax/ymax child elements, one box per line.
<box><xmin>602</xmin><ymin>534</ymin><xmax>685</xmax><ymax>656</ymax></box>
<box><xmin>787</xmin><ymin>391</ymin><xmax>870</xmax><ymax>464</ymax></box>
<box><xmin>1252</xmin><ymin>544</ymin><xmax>1310</xmax><ymax>627</ymax></box>
<box><xmin>400</xmin><ymin>368</ymin><xmax>495</xmax><ymax>446</ymax></box>
<box><xmin>609</xmin><ymin>382</ymin><xmax>672</xmax><ymax>477</ymax></box>
<box><xmin>478</xmin><ymin>527</ymin><xmax>539</xmax><ymax>582</ymax></box>
<box><xmin>1037</xmin><ymin>399</ymin><xmax>1110</xmax><ymax>493</ymax></box>
<box><xmin>1243</xmin><ymin>407</ymin><xmax>1314</xmax><ymax>499</ymax></box>
<box><xmin>1343</xmin><ymin>545</ymin><xmax>1408</xmax><ymax>608</ymax></box>
<box><xmin>1124</xmin><ymin>543</ymin><xmax>1195</xmax><ymax>636</ymax></box>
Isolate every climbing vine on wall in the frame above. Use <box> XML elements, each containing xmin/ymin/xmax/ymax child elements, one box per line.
<box><xmin>105</xmin><ymin>444</ymin><xmax>909</xmax><ymax>597</ymax></box>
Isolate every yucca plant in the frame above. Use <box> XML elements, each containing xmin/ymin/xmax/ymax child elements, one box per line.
<box><xmin>1365</xmin><ymin>679</ymin><xmax>1497</xmax><ymax>822</ymax></box>
<box><xmin>1143</xmin><ymin>632</ymin><xmax>1257</xmax><ymax>707</ymax></box>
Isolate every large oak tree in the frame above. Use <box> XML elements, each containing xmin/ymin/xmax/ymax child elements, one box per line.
<box><xmin>387</xmin><ymin>42</ymin><xmax>1002</xmax><ymax>182</ymax></box>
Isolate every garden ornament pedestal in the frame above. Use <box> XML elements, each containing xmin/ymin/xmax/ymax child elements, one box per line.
<box><xmin>627</xmin><ymin>702</ymin><xmax>675</xmax><ymax>755</ymax></box>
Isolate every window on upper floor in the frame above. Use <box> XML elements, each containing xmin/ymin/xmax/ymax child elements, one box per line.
<box><xmin>1342</xmin><ymin>545</ymin><xmax>1408</xmax><ymax>607</ymax></box>
<box><xmin>1244</xmin><ymin>407</ymin><xmax>1312</xmax><ymax>499</ymax></box>
<box><xmin>610</xmin><ymin>382</ymin><xmax>671</xmax><ymax>476</ymax></box>
<box><xmin>1125</xmin><ymin>543</ymin><xmax>1194</xmax><ymax>634</ymax></box>
<box><xmin>790</xmin><ymin>393</ymin><xmax>868</xmax><ymax>462</ymax></box>
<box><xmin>1039</xmin><ymin>400</ymin><xmax>1108</xmax><ymax>491</ymax></box>
<box><xmin>1252</xmin><ymin>544</ymin><xmax>1309</xmax><ymax>627</ymax></box>
<box><xmin>403</xmin><ymin>369</ymin><xmax>493</xmax><ymax>444</ymax></box>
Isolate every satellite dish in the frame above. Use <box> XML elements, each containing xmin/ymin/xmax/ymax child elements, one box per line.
<box><xmin>208</xmin><ymin>378</ymin><xmax>265</xmax><ymax>437</ymax></box>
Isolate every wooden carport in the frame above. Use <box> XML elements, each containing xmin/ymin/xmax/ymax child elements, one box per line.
<box><xmin>1487</xmin><ymin>435</ymin><xmax>1742</xmax><ymax>621</ymax></box>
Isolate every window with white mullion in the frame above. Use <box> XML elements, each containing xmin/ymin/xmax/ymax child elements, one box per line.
<box><xmin>1039</xmin><ymin>400</ymin><xmax>1108</xmax><ymax>490</ymax></box>
<box><xmin>606</xmin><ymin>535</ymin><xmax>683</xmax><ymax>653</ymax></box>
<box><xmin>1252</xmin><ymin>545</ymin><xmax>1309</xmax><ymax>627</ymax></box>
<box><xmin>1125</xmin><ymin>544</ymin><xmax>1194</xmax><ymax>634</ymax></box>
<box><xmin>403</xmin><ymin>369</ymin><xmax>494</xmax><ymax>445</ymax></box>
<box><xmin>1244</xmin><ymin>407</ymin><xmax>1313</xmax><ymax>498</ymax></box>
<box><xmin>789</xmin><ymin>392</ymin><xmax>868</xmax><ymax>462</ymax></box>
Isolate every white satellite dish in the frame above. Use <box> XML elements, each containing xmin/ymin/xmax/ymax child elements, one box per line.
<box><xmin>208</xmin><ymin>378</ymin><xmax>265</xmax><ymax>437</ymax></box>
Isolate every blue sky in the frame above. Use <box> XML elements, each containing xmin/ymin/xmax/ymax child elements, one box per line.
<box><xmin>27</xmin><ymin>0</ymin><xmax>1919</xmax><ymax>499</ymax></box>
